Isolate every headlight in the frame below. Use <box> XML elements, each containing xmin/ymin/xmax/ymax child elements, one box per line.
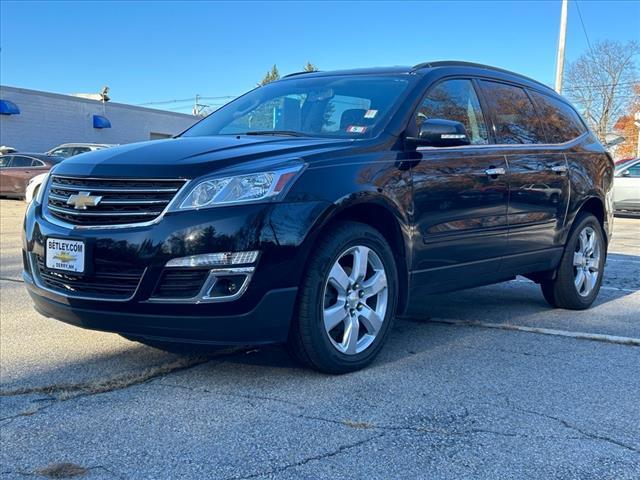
<box><xmin>174</xmin><ymin>162</ymin><xmax>305</xmax><ymax>211</ymax></box>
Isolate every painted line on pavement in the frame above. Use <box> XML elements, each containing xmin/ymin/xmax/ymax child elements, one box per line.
<box><xmin>429</xmin><ymin>318</ymin><xmax>640</xmax><ymax>346</ymax></box>
<box><xmin>512</xmin><ymin>278</ymin><xmax>638</xmax><ymax>293</ymax></box>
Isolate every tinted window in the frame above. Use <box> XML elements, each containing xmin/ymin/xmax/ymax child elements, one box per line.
<box><xmin>480</xmin><ymin>81</ymin><xmax>546</xmax><ymax>144</ymax></box>
<box><xmin>0</xmin><ymin>156</ymin><xmax>11</xmax><ymax>168</ymax></box>
<box><xmin>417</xmin><ymin>79</ymin><xmax>489</xmax><ymax>145</ymax></box>
<box><xmin>11</xmin><ymin>156</ymin><xmax>34</xmax><ymax>167</ymax></box>
<box><xmin>73</xmin><ymin>147</ymin><xmax>91</xmax><ymax>155</ymax></box>
<box><xmin>31</xmin><ymin>159</ymin><xmax>46</xmax><ymax>167</ymax></box>
<box><xmin>530</xmin><ymin>91</ymin><xmax>586</xmax><ymax>143</ymax></box>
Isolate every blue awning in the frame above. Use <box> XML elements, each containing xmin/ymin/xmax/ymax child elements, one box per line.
<box><xmin>0</xmin><ymin>99</ymin><xmax>20</xmax><ymax>115</ymax></box>
<box><xmin>93</xmin><ymin>115</ymin><xmax>111</xmax><ymax>128</ymax></box>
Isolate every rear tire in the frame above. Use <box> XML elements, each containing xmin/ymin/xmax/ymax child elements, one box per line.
<box><xmin>541</xmin><ymin>213</ymin><xmax>606</xmax><ymax>310</ymax></box>
<box><xmin>287</xmin><ymin>221</ymin><xmax>398</xmax><ymax>374</ymax></box>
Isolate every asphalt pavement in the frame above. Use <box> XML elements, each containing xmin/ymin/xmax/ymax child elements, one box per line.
<box><xmin>1</xmin><ymin>198</ymin><xmax>638</xmax><ymax>479</ymax></box>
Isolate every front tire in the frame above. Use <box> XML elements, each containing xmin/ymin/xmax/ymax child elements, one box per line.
<box><xmin>541</xmin><ymin>213</ymin><xmax>606</xmax><ymax>310</ymax></box>
<box><xmin>287</xmin><ymin>221</ymin><xmax>398</xmax><ymax>373</ymax></box>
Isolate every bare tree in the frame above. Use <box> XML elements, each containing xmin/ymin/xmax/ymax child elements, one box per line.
<box><xmin>564</xmin><ymin>40</ymin><xmax>639</xmax><ymax>143</ymax></box>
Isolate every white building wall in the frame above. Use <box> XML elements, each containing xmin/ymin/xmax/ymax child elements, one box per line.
<box><xmin>0</xmin><ymin>86</ymin><xmax>197</xmax><ymax>152</ymax></box>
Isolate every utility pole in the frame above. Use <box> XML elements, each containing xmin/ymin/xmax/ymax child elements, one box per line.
<box><xmin>554</xmin><ymin>0</ymin><xmax>569</xmax><ymax>94</ymax></box>
<box><xmin>193</xmin><ymin>95</ymin><xmax>200</xmax><ymax>116</ymax></box>
<box><xmin>634</xmin><ymin>112</ymin><xmax>640</xmax><ymax>158</ymax></box>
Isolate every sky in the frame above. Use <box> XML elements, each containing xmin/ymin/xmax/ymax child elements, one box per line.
<box><xmin>1</xmin><ymin>0</ymin><xmax>638</xmax><ymax>114</ymax></box>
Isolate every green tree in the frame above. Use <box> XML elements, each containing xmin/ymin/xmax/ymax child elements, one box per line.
<box><xmin>260</xmin><ymin>65</ymin><xmax>280</xmax><ymax>86</ymax></box>
<box><xmin>303</xmin><ymin>61</ymin><xmax>319</xmax><ymax>72</ymax></box>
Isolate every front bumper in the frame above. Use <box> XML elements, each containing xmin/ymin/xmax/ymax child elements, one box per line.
<box><xmin>27</xmin><ymin>282</ymin><xmax>298</xmax><ymax>344</ymax></box>
<box><xmin>23</xmin><ymin>199</ymin><xmax>330</xmax><ymax>344</ymax></box>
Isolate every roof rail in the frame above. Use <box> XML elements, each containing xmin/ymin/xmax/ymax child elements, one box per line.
<box><xmin>282</xmin><ymin>70</ymin><xmax>319</xmax><ymax>79</ymax></box>
<box><xmin>412</xmin><ymin>61</ymin><xmax>552</xmax><ymax>90</ymax></box>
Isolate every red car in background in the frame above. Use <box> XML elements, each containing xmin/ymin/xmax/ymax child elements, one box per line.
<box><xmin>0</xmin><ymin>153</ymin><xmax>62</xmax><ymax>199</ymax></box>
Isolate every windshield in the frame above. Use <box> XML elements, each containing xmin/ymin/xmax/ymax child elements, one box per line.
<box><xmin>182</xmin><ymin>74</ymin><xmax>412</xmax><ymax>139</ymax></box>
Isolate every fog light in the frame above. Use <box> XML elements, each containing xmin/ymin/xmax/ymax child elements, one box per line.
<box><xmin>166</xmin><ymin>251</ymin><xmax>259</xmax><ymax>268</ymax></box>
<box><xmin>208</xmin><ymin>274</ymin><xmax>248</xmax><ymax>298</ymax></box>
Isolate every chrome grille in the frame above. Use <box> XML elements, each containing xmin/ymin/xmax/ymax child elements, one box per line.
<box><xmin>46</xmin><ymin>176</ymin><xmax>186</xmax><ymax>226</ymax></box>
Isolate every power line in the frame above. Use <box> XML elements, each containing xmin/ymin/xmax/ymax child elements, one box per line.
<box><xmin>574</xmin><ymin>0</ymin><xmax>594</xmax><ymax>54</ymax></box>
<box><xmin>137</xmin><ymin>95</ymin><xmax>237</xmax><ymax>106</ymax></box>
<box><xmin>563</xmin><ymin>80</ymin><xmax>640</xmax><ymax>91</ymax></box>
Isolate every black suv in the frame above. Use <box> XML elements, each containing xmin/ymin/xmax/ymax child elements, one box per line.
<box><xmin>23</xmin><ymin>62</ymin><xmax>613</xmax><ymax>373</ymax></box>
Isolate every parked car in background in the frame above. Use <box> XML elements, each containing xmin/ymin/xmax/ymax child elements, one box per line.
<box><xmin>614</xmin><ymin>157</ymin><xmax>636</xmax><ymax>167</ymax></box>
<box><xmin>613</xmin><ymin>158</ymin><xmax>640</xmax><ymax>214</ymax></box>
<box><xmin>23</xmin><ymin>145</ymin><xmax>116</xmax><ymax>202</ymax></box>
<box><xmin>46</xmin><ymin>143</ymin><xmax>115</xmax><ymax>158</ymax></box>
<box><xmin>25</xmin><ymin>172</ymin><xmax>49</xmax><ymax>203</ymax></box>
<box><xmin>23</xmin><ymin>62</ymin><xmax>613</xmax><ymax>373</ymax></box>
<box><xmin>0</xmin><ymin>153</ymin><xmax>62</xmax><ymax>199</ymax></box>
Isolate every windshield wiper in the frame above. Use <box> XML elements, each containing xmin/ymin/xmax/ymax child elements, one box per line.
<box><xmin>245</xmin><ymin>130</ymin><xmax>308</xmax><ymax>137</ymax></box>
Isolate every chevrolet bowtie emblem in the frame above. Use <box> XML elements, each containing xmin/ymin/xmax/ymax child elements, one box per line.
<box><xmin>67</xmin><ymin>191</ymin><xmax>103</xmax><ymax>210</ymax></box>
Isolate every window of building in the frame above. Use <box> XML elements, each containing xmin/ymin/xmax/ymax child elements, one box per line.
<box><xmin>150</xmin><ymin>132</ymin><xmax>172</xmax><ymax>140</ymax></box>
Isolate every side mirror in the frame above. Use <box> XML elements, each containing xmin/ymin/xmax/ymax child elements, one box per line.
<box><xmin>407</xmin><ymin>119</ymin><xmax>470</xmax><ymax>148</ymax></box>
<box><xmin>621</xmin><ymin>170</ymin><xmax>631</xmax><ymax>177</ymax></box>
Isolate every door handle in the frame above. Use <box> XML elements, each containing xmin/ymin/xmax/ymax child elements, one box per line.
<box><xmin>485</xmin><ymin>167</ymin><xmax>506</xmax><ymax>177</ymax></box>
<box><xmin>550</xmin><ymin>165</ymin><xmax>568</xmax><ymax>174</ymax></box>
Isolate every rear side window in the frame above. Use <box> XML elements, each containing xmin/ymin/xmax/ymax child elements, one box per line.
<box><xmin>10</xmin><ymin>156</ymin><xmax>34</xmax><ymax>167</ymax></box>
<box><xmin>480</xmin><ymin>81</ymin><xmax>546</xmax><ymax>144</ymax></box>
<box><xmin>529</xmin><ymin>91</ymin><xmax>586</xmax><ymax>143</ymax></box>
<box><xmin>417</xmin><ymin>79</ymin><xmax>489</xmax><ymax>145</ymax></box>
<box><xmin>32</xmin><ymin>159</ymin><xmax>46</xmax><ymax>167</ymax></box>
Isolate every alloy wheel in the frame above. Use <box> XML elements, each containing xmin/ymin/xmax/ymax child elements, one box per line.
<box><xmin>573</xmin><ymin>226</ymin><xmax>601</xmax><ymax>297</ymax></box>
<box><xmin>322</xmin><ymin>245</ymin><xmax>389</xmax><ymax>355</ymax></box>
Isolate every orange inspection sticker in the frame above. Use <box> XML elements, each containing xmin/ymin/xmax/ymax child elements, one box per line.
<box><xmin>347</xmin><ymin>125</ymin><xmax>367</xmax><ymax>133</ymax></box>
<box><xmin>364</xmin><ymin>109</ymin><xmax>378</xmax><ymax>119</ymax></box>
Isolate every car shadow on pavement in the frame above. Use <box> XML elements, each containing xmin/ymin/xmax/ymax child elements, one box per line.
<box><xmin>2</xmin><ymin>261</ymin><xmax>637</xmax><ymax>391</ymax></box>
<box><xmin>0</xmin><ymin>320</ymin><xmax>476</xmax><ymax>394</ymax></box>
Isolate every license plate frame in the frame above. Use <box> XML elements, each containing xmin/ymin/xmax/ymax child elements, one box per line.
<box><xmin>45</xmin><ymin>237</ymin><xmax>86</xmax><ymax>274</ymax></box>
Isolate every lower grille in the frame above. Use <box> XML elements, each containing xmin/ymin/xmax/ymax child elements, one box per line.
<box><xmin>34</xmin><ymin>255</ymin><xmax>144</xmax><ymax>299</ymax></box>
<box><xmin>46</xmin><ymin>175</ymin><xmax>186</xmax><ymax>226</ymax></box>
<box><xmin>152</xmin><ymin>269</ymin><xmax>210</xmax><ymax>299</ymax></box>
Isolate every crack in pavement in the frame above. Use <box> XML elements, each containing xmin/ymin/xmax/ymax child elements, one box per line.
<box><xmin>0</xmin><ymin>400</ymin><xmax>57</xmax><ymax>427</ymax></box>
<box><xmin>221</xmin><ymin>433</ymin><xmax>386</xmax><ymax>480</ymax></box>
<box><xmin>0</xmin><ymin>355</ymin><xmax>214</xmax><ymax>401</ymax></box>
<box><xmin>157</xmin><ymin>382</ymin><xmax>584</xmax><ymax>443</ymax></box>
<box><xmin>0</xmin><ymin>276</ymin><xmax>23</xmax><ymax>283</ymax></box>
<box><xmin>0</xmin><ymin>348</ymin><xmax>247</xmax><ymax>425</ymax></box>
<box><xmin>513</xmin><ymin>406</ymin><xmax>640</xmax><ymax>453</ymax></box>
<box><xmin>1</xmin><ymin>464</ymin><xmax>124</xmax><ymax>479</ymax></box>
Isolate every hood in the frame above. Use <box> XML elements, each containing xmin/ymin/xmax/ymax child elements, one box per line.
<box><xmin>52</xmin><ymin>136</ymin><xmax>355</xmax><ymax>179</ymax></box>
